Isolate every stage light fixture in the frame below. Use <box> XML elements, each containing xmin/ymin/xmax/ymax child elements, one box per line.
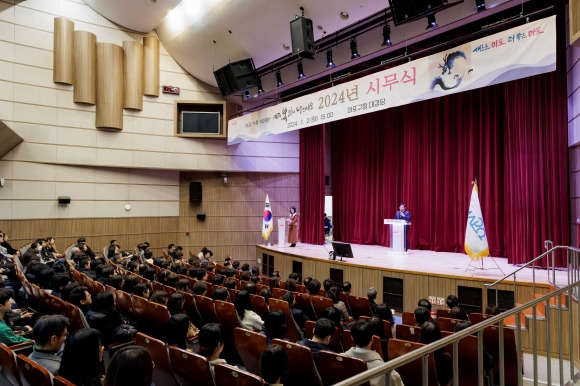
<box><xmin>297</xmin><ymin>61</ymin><xmax>306</xmax><ymax>79</ymax></box>
<box><xmin>256</xmin><ymin>77</ymin><xmax>265</xmax><ymax>95</ymax></box>
<box><xmin>426</xmin><ymin>14</ymin><xmax>438</xmax><ymax>30</ymax></box>
<box><xmin>326</xmin><ymin>49</ymin><xmax>335</xmax><ymax>69</ymax></box>
<box><xmin>475</xmin><ymin>0</ymin><xmax>486</xmax><ymax>12</ymax></box>
<box><xmin>276</xmin><ymin>70</ymin><xmax>284</xmax><ymax>87</ymax></box>
<box><xmin>381</xmin><ymin>24</ymin><xmax>392</xmax><ymax>47</ymax></box>
<box><xmin>350</xmin><ymin>38</ymin><xmax>360</xmax><ymax>60</ymax></box>
<box><xmin>244</xmin><ymin>90</ymin><xmax>250</xmax><ymax>99</ymax></box>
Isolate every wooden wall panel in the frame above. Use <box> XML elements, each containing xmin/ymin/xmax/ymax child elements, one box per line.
<box><xmin>122</xmin><ymin>40</ymin><xmax>143</xmax><ymax>110</ymax></box>
<box><xmin>96</xmin><ymin>43</ymin><xmax>124</xmax><ymax>129</ymax></box>
<box><xmin>53</xmin><ymin>18</ymin><xmax>74</xmax><ymax>84</ymax></box>
<box><xmin>142</xmin><ymin>36</ymin><xmax>159</xmax><ymax>96</ymax></box>
<box><xmin>73</xmin><ymin>30</ymin><xmax>96</xmax><ymax>104</ymax></box>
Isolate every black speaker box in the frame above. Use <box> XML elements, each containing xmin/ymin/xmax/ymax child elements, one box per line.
<box><xmin>290</xmin><ymin>16</ymin><xmax>315</xmax><ymax>60</ymax></box>
<box><xmin>189</xmin><ymin>182</ymin><xmax>202</xmax><ymax>202</ymax></box>
<box><xmin>388</xmin><ymin>0</ymin><xmax>445</xmax><ymax>25</ymax></box>
<box><xmin>213</xmin><ymin>58</ymin><xmax>259</xmax><ymax>96</ymax></box>
<box><xmin>196</xmin><ymin>213</ymin><xmax>206</xmax><ymax>220</ymax></box>
<box><xmin>57</xmin><ymin>196</ymin><xmax>71</xmax><ymax>204</ymax></box>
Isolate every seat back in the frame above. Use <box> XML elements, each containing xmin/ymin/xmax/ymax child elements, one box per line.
<box><xmin>271</xmin><ymin>288</ymin><xmax>287</xmax><ymax>299</ymax></box>
<box><xmin>133</xmin><ymin>296</ymin><xmax>169</xmax><ymax>339</ymax></box>
<box><xmin>250</xmin><ymin>294</ymin><xmax>269</xmax><ymax>321</ymax></box>
<box><xmin>310</xmin><ymin>296</ymin><xmax>334</xmax><ymax>319</ymax></box>
<box><xmin>228</xmin><ymin>289</ymin><xmax>239</xmax><ymax>302</ymax></box>
<box><xmin>304</xmin><ymin>320</ymin><xmax>343</xmax><ymax>353</ymax></box>
<box><xmin>213</xmin><ymin>363</ymin><xmax>264</xmax><ymax>386</ymax></box>
<box><xmin>387</xmin><ymin>339</ymin><xmax>438</xmax><ymax>386</ymax></box>
<box><xmin>135</xmin><ymin>333</ymin><xmax>178</xmax><ymax>386</ymax></box>
<box><xmin>436</xmin><ymin>308</ymin><xmax>450</xmax><ymax>318</ymax></box>
<box><xmin>401</xmin><ymin>311</ymin><xmax>415</xmax><ymax>325</ymax></box>
<box><xmin>469</xmin><ymin>312</ymin><xmax>493</xmax><ymax>325</ymax></box>
<box><xmin>63</xmin><ymin>301</ymin><xmax>89</xmax><ymax>331</ymax></box>
<box><xmin>214</xmin><ymin>301</ymin><xmax>243</xmax><ymax>363</ymax></box>
<box><xmin>441</xmin><ymin>334</ymin><xmax>483</xmax><ymax>385</ymax></box>
<box><xmin>437</xmin><ymin>317</ymin><xmax>463</xmax><ymax>332</ymax></box>
<box><xmin>48</xmin><ymin>295</ymin><xmax>66</xmax><ymax>316</ymax></box>
<box><xmin>294</xmin><ymin>292</ymin><xmax>317</xmax><ymax>320</ymax></box>
<box><xmin>0</xmin><ymin>343</ymin><xmax>21</xmax><ymax>386</ymax></box>
<box><xmin>16</xmin><ymin>354</ymin><xmax>52</xmax><ymax>386</ymax></box>
<box><xmin>347</xmin><ymin>295</ymin><xmax>372</xmax><ymax>319</ymax></box>
<box><xmin>272</xmin><ymin>338</ymin><xmax>323</xmax><ymax>386</ymax></box>
<box><xmin>268</xmin><ymin>298</ymin><xmax>303</xmax><ymax>342</ymax></box>
<box><xmin>168</xmin><ymin>347</ymin><xmax>214</xmax><ymax>386</ymax></box>
<box><xmin>318</xmin><ymin>350</ymin><xmax>370</xmax><ymax>386</ymax></box>
<box><xmin>395</xmin><ymin>324</ymin><xmax>421</xmax><ymax>342</ymax></box>
<box><xmin>233</xmin><ymin>327</ymin><xmax>268</xmax><ymax>376</ymax></box>
<box><xmin>180</xmin><ymin>291</ymin><xmax>204</xmax><ymax>328</ymax></box>
<box><xmin>53</xmin><ymin>376</ymin><xmax>75</xmax><ymax>386</ymax></box>
<box><xmin>483</xmin><ymin>325</ymin><xmax>519</xmax><ymax>385</ymax></box>
<box><xmin>342</xmin><ymin>330</ymin><xmax>383</xmax><ymax>360</ymax></box>
<box><xmin>195</xmin><ymin>295</ymin><xmax>218</xmax><ymax>324</ymax></box>
<box><xmin>115</xmin><ymin>290</ymin><xmax>135</xmax><ymax>320</ymax></box>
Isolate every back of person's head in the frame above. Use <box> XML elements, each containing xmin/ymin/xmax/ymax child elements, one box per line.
<box><xmin>234</xmin><ymin>290</ymin><xmax>251</xmax><ymax>318</ymax></box>
<box><xmin>322</xmin><ymin>306</ymin><xmax>341</xmax><ymax>327</ymax></box>
<box><xmin>307</xmin><ymin>279</ymin><xmax>321</xmax><ymax>295</ymax></box>
<box><xmin>368</xmin><ymin>316</ymin><xmax>385</xmax><ymax>339</ymax></box>
<box><xmin>375</xmin><ymin>304</ymin><xmax>395</xmax><ymax>325</ymax></box>
<box><xmin>0</xmin><ymin>287</ymin><xmax>10</xmax><ymax>305</ymax></box>
<box><xmin>212</xmin><ymin>274</ymin><xmax>224</xmax><ymax>286</ymax></box>
<box><xmin>269</xmin><ymin>277</ymin><xmax>280</xmax><ymax>290</ymax></box>
<box><xmin>328</xmin><ymin>286</ymin><xmax>341</xmax><ymax>304</ymax></box>
<box><xmin>92</xmin><ymin>291</ymin><xmax>115</xmax><ymax>314</ymax></box>
<box><xmin>251</xmin><ymin>265</ymin><xmax>260</xmax><ymax>275</ymax></box>
<box><xmin>59</xmin><ymin>328</ymin><xmax>103</xmax><ymax>384</ymax></box>
<box><xmin>167</xmin><ymin>292</ymin><xmax>184</xmax><ymax>315</ymax></box>
<box><xmin>122</xmin><ymin>275</ymin><xmax>140</xmax><ymax>294</ymax></box>
<box><xmin>343</xmin><ymin>281</ymin><xmax>352</xmax><ymax>293</ymax></box>
<box><xmin>259</xmin><ymin>288</ymin><xmax>272</xmax><ymax>303</ymax></box>
<box><xmin>454</xmin><ymin>320</ymin><xmax>472</xmax><ymax>332</ymax></box>
<box><xmin>166</xmin><ymin>274</ymin><xmax>179</xmax><ymax>287</ymax></box>
<box><xmin>260</xmin><ymin>344</ymin><xmax>288</xmax><ymax>384</ymax></box>
<box><xmin>38</xmin><ymin>267</ymin><xmax>55</xmax><ymax>289</ymax></box>
<box><xmin>100</xmin><ymin>267</ymin><xmax>114</xmax><ymax>279</ymax></box>
<box><xmin>50</xmin><ymin>273</ymin><xmax>70</xmax><ymax>292</ymax></box>
<box><xmin>414</xmin><ymin>306</ymin><xmax>431</xmax><ymax>325</ymax></box>
<box><xmin>250</xmin><ymin>275</ymin><xmax>260</xmax><ymax>285</ymax></box>
<box><xmin>264</xmin><ymin>310</ymin><xmax>286</xmax><ymax>339</ymax></box>
<box><xmin>175</xmin><ymin>279</ymin><xmax>191</xmax><ymax>293</ymax></box>
<box><xmin>485</xmin><ymin>305</ymin><xmax>500</xmax><ymax>315</ymax></box>
<box><xmin>282</xmin><ymin>290</ymin><xmax>294</xmax><ymax>305</ymax></box>
<box><xmin>32</xmin><ymin>315</ymin><xmax>70</xmax><ymax>346</ymax></box>
<box><xmin>240</xmin><ymin>270</ymin><xmax>251</xmax><ymax>281</ymax></box>
<box><xmin>68</xmin><ymin>286</ymin><xmax>89</xmax><ymax>307</ymax></box>
<box><xmin>79</xmin><ymin>258</ymin><xmax>90</xmax><ymax>268</ymax></box>
<box><xmin>419</xmin><ymin>322</ymin><xmax>442</xmax><ymax>345</ymax></box>
<box><xmin>232</xmin><ymin>261</ymin><xmax>240</xmax><ymax>269</ymax></box>
<box><xmin>418</xmin><ymin>298</ymin><xmax>432</xmax><ymax>311</ymax></box>
<box><xmin>109</xmin><ymin>275</ymin><xmax>123</xmax><ymax>290</ymax></box>
<box><xmin>282</xmin><ymin>278</ymin><xmax>295</xmax><ymax>292</ymax></box>
<box><xmin>446</xmin><ymin>295</ymin><xmax>459</xmax><ymax>309</ymax></box>
<box><xmin>367</xmin><ymin>287</ymin><xmax>377</xmax><ymax>301</ymax></box>
<box><xmin>288</xmin><ymin>272</ymin><xmax>299</xmax><ymax>281</ymax></box>
<box><xmin>104</xmin><ymin>346</ymin><xmax>153</xmax><ymax>386</ymax></box>
<box><xmin>195</xmin><ymin>268</ymin><xmax>207</xmax><ymax>280</ymax></box>
<box><xmin>165</xmin><ymin>313</ymin><xmax>190</xmax><ymax>349</ymax></box>
<box><xmin>244</xmin><ymin>282</ymin><xmax>257</xmax><ymax>294</ymax></box>
<box><xmin>197</xmin><ymin>323</ymin><xmax>224</xmax><ymax>358</ymax></box>
<box><xmin>213</xmin><ymin>287</ymin><xmax>229</xmax><ymax>301</ymax></box>
<box><xmin>224</xmin><ymin>279</ymin><xmax>237</xmax><ymax>290</ymax></box>
<box><xmin>107</xmin><ymin>245</ymin><xmax>117</xmax><ymax>258</ymax></box>
<box><xmin>323</xmin><ymin>278</ymin><xmax>334</xmax><ymax>291</ymax></box>
<box><xmin>225</xmin><ymin>268</ymin><xmax>235</xmax><ymax>278</ymax></box>
<box><xmin>61</xmin><ymin>282</ymin><xmax>80</xmax><ymax>302</ymax></box>
<box><xmin>449</xmin><ymin>306</ymin><xmax>468</xmax><ymax>321</ymax></box>
<box><xmin>192</xmin><ymin>281</ymin><xmax>207</xmax><ymax>295</ymax></box>
<box><xmin>350</xmin><ymin>319</ymin><xmax>374</xmax><ymax>348</ymax></box>
<box><xmin>149</xmin><ymin>291</ymin><xmax>168</xmax><ymax>305</ymax></box>
<box><xmin>313</xmin><ymin>317</ymin><xmax>335</xmax><ymax>339</ymax></box>
<box><xmin>143</xmin><ymin>267</ymin><xmax>156</xmax><ymax>281</ymax></box>
<box><xmin>133</xmin><ymin>283</ymin><xmax>149</xmax><ymax>298</ymax></box>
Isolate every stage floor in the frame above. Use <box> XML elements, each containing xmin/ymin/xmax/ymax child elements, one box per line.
<box><xmin>259</xmin><ymin>242</ymin><xmax>568</xmax><ymax>287</ymax></box>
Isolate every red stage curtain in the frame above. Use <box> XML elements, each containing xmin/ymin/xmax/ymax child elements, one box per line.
<box><xmin>329</xmin><ymin>70</ymin><xmax>569</xmax><ymax>266</ymax></box>
<box><xmin>299</xmin><ymin>125</ymin><xmax>325</xmax><ymax>244</ymax></box>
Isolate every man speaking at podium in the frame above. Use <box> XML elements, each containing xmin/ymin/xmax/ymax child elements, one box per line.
<box><xmin>395</xmin><ymin>203</ymin><xmax>411</xmax><ymax>251</ymax></box>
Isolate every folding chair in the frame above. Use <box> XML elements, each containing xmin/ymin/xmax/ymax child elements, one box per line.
<box><xmin>168</xmin><ymin>346</ymin><xmax>214</xmax><ymax>386</ymax></box>
<box><xmin>233</xmin><ymin>327</ymin><xmax>268</xmax><ymax>376</ymax></box>
<box><xmin>272</xmin><ymin>338</ymin><xmax>323</xmax><ymax>386</ymax></box>
<box><xmin>135</xmin><ymin>333</ymin><xmax>178</xmax><ymax>386</ymax></box>
<box><xmin>318</xmin><ymin>350</ymin><xmax>370</xmax><ymax>386</ymax></box>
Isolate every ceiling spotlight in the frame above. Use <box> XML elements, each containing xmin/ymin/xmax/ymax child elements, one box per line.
<box><xmin>326</xmin><ymin>49</ymin><xmax>335</xmax><ymax>69</ymax></box>
<box><xmin>350</xmin><ymin>38</ymin><xmax>360</xmax><ymax>60</ymax></box>
<box><xmin>297</xmin><ymin>61</ymin><xmax>306</xmax><ymax>79</ymax></box>
<box><xmin>426</xmin><ymin>14</ymin><xmax>438</xmax><ymax>30</ymax></box>
<box><xmin>256</xmin><ymin>77</ymin><xmax>265</xmax><ymax>95</ymax></box>
<box><xmin>276</xmin><ymin>70</ymin><xmax>284</xmax><ymax>87</ymax></box>
<box><xmin>475</xmin><ymin>0</ymin><xmax>486</xmax><ymax>12</ymax></box>
<box><xmin>381</xmin><ymin>24</ymin><xmax>392</xmax><ymax>47</ymax></box>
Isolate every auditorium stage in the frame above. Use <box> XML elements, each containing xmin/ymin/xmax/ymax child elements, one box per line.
<box><xmin>256</xmin><ymin>242</ymin><xmax>567</xmax><ymax>287</ymax></box>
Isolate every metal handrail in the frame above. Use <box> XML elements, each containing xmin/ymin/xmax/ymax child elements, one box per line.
<box><xmin>334</xmin><ymin>280</ymin><xmax>580</xmax><ymax>386</ymax></box>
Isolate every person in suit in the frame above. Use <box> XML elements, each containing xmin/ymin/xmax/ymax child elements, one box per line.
<box><xmin>288</xmin><ymin>206</ymin><xmax>299</xmax><ymax>247</ymax></box>
<box><xmin>395</xmin><ymin>202</ymin><xmax>411</xmax><ymax>251</ymax></box>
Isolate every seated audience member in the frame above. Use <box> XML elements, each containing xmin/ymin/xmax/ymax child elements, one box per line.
<box><xmin>175</xmin><ymin>279</ymin><xmax>193</xmax><ymax>294</ymax></box>
<box><xmin>224</xmin><ymin>279</ymin><xmax>237</xmax><ymax>290</ymax></box>
<box><xmin>343</xmin><ymin>281</ymin><xmax>352</xmax><ymax>297</ymax></box>
<box><xmin>197</xmin><ymin>323</ymin><xmax>233</xmax><ymax>378</ymax></box>
<box><xmin>269</xmin><ymin>277</ymin><xmax>280</xmax><ymax>290</ymax></box>
<box><xmin>449</xmin><ymin>306</ymin><xmax>469</xmax><ymax>321</ymax></box>
<box><xmin>250</xmin><ymin>275</ymin><xmax>261</xmax><ymax>285</ymax></box>
<box><xmin>285</xmin><ymin>278</ymin><xmax>297</xmax><ymax>292</ymax></box>
<box><xmin>288</xmin><ymin>272</ymin><xmax>300</xmax><ymax>281</ymax></box>
<box><xmin>37</xmin><ymin>267</ymin><xmax>56</xmax><ymax>292</ymax></box>
<box><xmin>282</xmin><ymin>291</ymin><xmax>309</xmax><ymax>329</ymax></box>
<box><xmin>21</xmin><ymin>242</ymin><xmax>41</xmax><ymax>266</ymax></box>
<box><xmin>192</xmin><ymin>281</ymin><xmax>208</xmax><ymax>296</ymax></box>
<box><xmin>133</xmin><ymin>283</ymin><xmax>150</xmax><ymax>299</ymax></box>
<box><xmin>418</xmin><ymin>298</ymin><xmax>433</xmax><ymax>312</ymax></box>
<box><xmin>260</xmin><ymin>344</ymin><xmax>288</xmax><ymax>386</ymax></box>
<box><xmin>323</xmin><ymin>306</ymin><xmax>344</xmax><ymax>337</ymax></box>
<box><xmin>420</xmin><ymin>322</ymin><xmax>452</xmax><ymax>386</ymax></box>
<box><xmin>375</xmin><ymin>304</ymin><xmax>396</xmax><ymax>337</ymax></box>
<box><xmin>142</xmin><ymin>267</ymin><xmax>156</xmax><ymax>282</ymax></box>
<box><xmin>260</xmin><ymin>310</ymin><xmax>287</xmax><ymax>344</ymax></box>
<box><xmin>149</xmin><ymin>291</ymin><xmax>169</xmax><ymax>306</ymax></box>
<box><xmin>414</xmin><ymin>306</ymin><xmax>431</xmax><ymax>326</ymax></box>
<box><xmin>97</xmin><ymin>267</ymin><xmax>114</xmax><ymax>286</ymax></box>
<box><xmin>485</xmin><ymin>305</ymin><xmax>501</xmax><ymax>315</ymax></box>
<box><xmin>212</xmin><ymin>274</ymin><xmax>224</xmax><ymax>287</ymax></box>
<box><xmin>367</xmin><ymin>287</ymin><xmax>379</xmax><ymax>315</ymax></box>
<box><xmin>0</xmin><ymin>232</ymin><xmax>18</xmax><ymax>256</ymax></box>
<box><xmin>0</xmin><ymin>288</ymin><xmax>31</xmax><ymax>346</ymax></box>
<box><xmin>50</xmin><ymin>274</ymin><xmax>70</xmax><ymax>298</ymax></box>
<box><xmin>446</xmin><ymin>295</ymin><xmax>459</xmax><ymax>309</ymax></box>
<box><xmin>108</xmin><ymin>275</ymin><xmax>123</xmax><ymax>290</ymax></box>
<box><xmin>329</xmin><ymin>286</ymin><xmax>350</xmax><ymax>322</ymax></box>
<box><xmin>104</xmin><ymin>346</ymin><xmax>153</xmax><ymax>386</ymax></box>
<box><xmin>235</xmin><ymin>290</ymin><xmax>264</xmax><ymax>332</ymax></box>
<box><xmin>251</xmin><ymin>265</ymin><xmax>260</xmax><ymax>276</ymax></box>
<box><xmin>244</xmin><ymin>282</ymin><xmax>257</xmax><ymax>294</ymax></box>
<box><xmin>61</xmin><ymin>282</ymin><xmax>79</xmax><ymax>303</ymax></box>
<box><xmin>28</xmin><ymin>315</ymin><xmax>69</xmax><ymax>375</ymax></box>
<box><xmin>68</xmin><ymin>286</ymin><xmax>92</xmax><ymax>315</ymax></box>
<box><xmin>345</xmin><ymin>320</ymin><xmax>404</xmax><ymax>386</ymax></box>
<box><xmin>167</xmin><ymin>293</ymin><xmax>186</xmax><ymax>316</ymax></box>
<box><xmin>322</xmin><ymin>278</ymin><xmax>334</xmax><ymax>298</ymax></box>
<box><xmin>76</xmin><ymin>237</ymin><xmax>96</xmax><ymax>259</ymax></box>
<box><xmin>307</xmin><ymin>279</ymin><xmax>321</xmax><ymax>296</ymax></box>
<box><xmin>259</xmin><ymin>288</ymin><xmax>272</xmax><ymax>304</ymax></box>
<box><xmin>224</xmin><ymin>268</ymin><xmax>236</xmax><ymax>278</ymax></box>
<box><xmin>59</xmin><ymin>328</ymin><xmax>104</xmax><ymax>385</ymax></box>
<box><xmin>240</xmin><ymin>270</ymin><xmax>251</xmax><ymax>281</ymax></box>
<box><xmin>368</xmin><ymin>316</ymin><xmax>388</xmax><ymax>358</ymax></box>
<box><xmin>165</xmin><ymin>313</ymin><xmax>191</xmax><ymax>350</ymax></box>
<box><xmin>121</xmin><ymin>275</ymin><xmax>139</xmax><ymax>294</ymax></box>
<box><xmin>86</xmin><ymin>292</ymin><xmax>137</xmax><ymax>345</ymax></box>
<box><xmin>166</xmin><ymin>274</ymin><xmax>179</xmax><ymax>288</ymax></box>
<box><xmin>213</xmin><ymin>287</ymin><xmax>229</xmax><ymax>302</ymax></box>
<box><xmin>193</xmin><ymin>267</ymin><xmax>208</xmax><ymax>281</ymax></box>
<box><xmin>297</xmin><ymin>318</ymin><xmax>335</xmax><ymax>366</ymax></box>
<box><xmin>77</xmin><ymin>258</ymin><xmax>94</xmax><ymax>278</ymax></box>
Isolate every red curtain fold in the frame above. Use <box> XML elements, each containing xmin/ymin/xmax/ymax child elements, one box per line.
<box><xmin>328</xmin><ymin>70</ymin><xmax>569</xmax><ymax>266</ymax></box>
<box><xmin>299</xmin><ymin>124</ymin><xmax>325</xmax><ymax>244</ymax></box>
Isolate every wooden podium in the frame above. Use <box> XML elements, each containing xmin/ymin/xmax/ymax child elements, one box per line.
<box><xmin>384</xmin><ymin>219</ymin><xmax>409</xmax><ymax>254</ymax></box>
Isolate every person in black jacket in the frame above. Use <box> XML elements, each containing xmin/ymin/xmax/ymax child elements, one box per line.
<box><xmin>86</xmin><ymin>292</ymin><xmax>136</xmax><ymax>345</ymax></box>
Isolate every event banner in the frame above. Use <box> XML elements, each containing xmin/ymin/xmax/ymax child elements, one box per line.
<box><xmin>227</xmin><ymin>15</ymin><xmax>556</xmax><ymax>145</ymax></box>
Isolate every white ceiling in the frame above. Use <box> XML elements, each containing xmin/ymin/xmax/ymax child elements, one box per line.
<box><xmin>83</xmin><ymin>0</ymin><xmax>530</xmax><ymax>94</ymax></box>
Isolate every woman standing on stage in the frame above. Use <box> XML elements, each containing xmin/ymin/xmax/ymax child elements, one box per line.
<box><xmin>288</xmin><ymin>206</ymin><xmax>298</xmax><ymax>247</ymax></box>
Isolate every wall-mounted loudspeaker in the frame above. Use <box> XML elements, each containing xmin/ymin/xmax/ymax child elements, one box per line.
<box><xmin>197</xmin><ymin>213</ymin><xmax>206</xmax><ymax>220</ymax></box>
<box><xmin>189</xmin><ymin>182</ymin><xmax>202</xmax><ymax>202</ymax></box>
<box><xmin>213</xmin><ymin>58</ymin><xmax>259</xmax><ymax>96</ymax></box>
<box><xmin>57</xmin><ymin>196</ymin><xmax>71</xmax><ymax>204</ymax></box>
<box><xmin>290</xmin><ymin>16</ymin><xmax>315</xmax><ymax>59</ymax></box>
